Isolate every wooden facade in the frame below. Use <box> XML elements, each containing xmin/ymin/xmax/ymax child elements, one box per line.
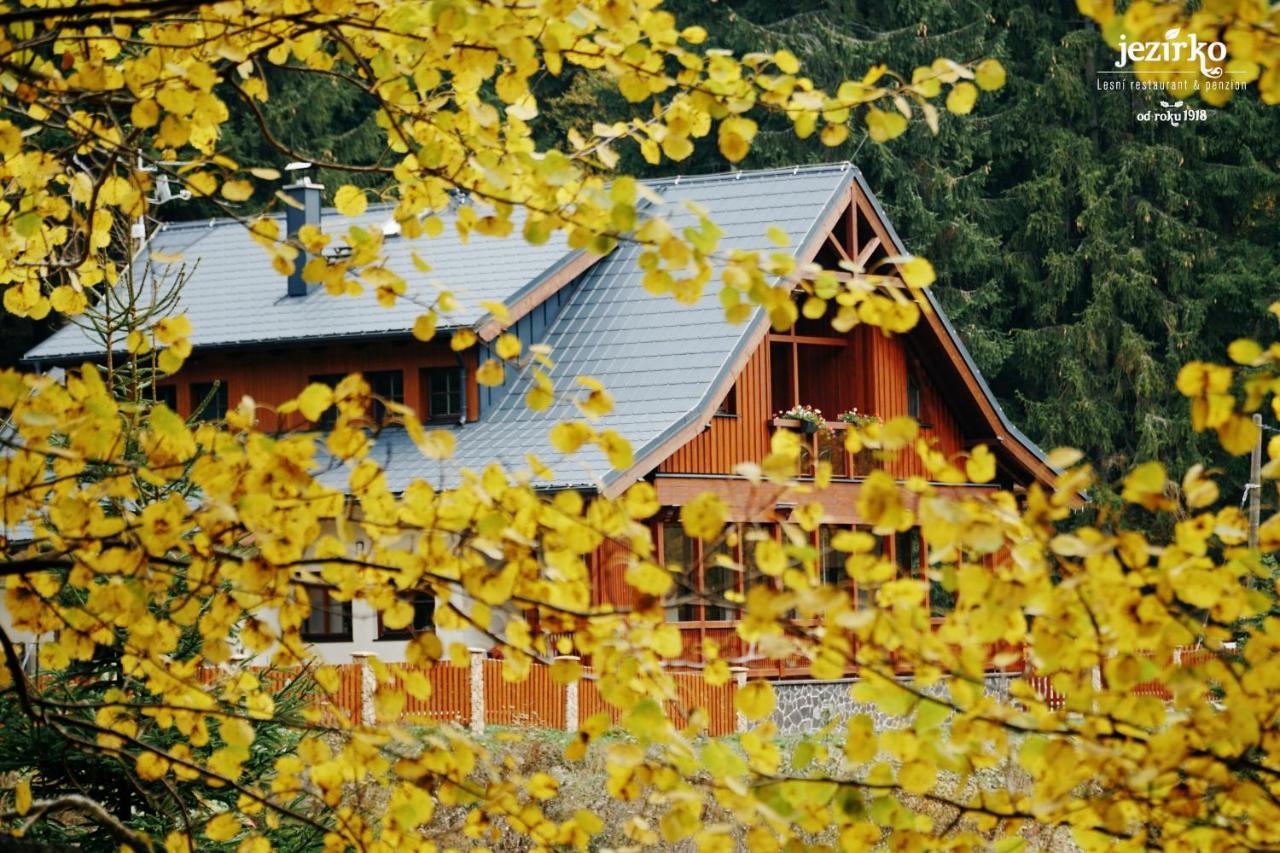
<box><xmin>64</xmin><ymin>168</ymin><xmax>1056</xmax><ymax>678</ymax></box>
<box><xmin>155</xmin><ymin>337</ymin><xmax>480</xmax><ymax>428</ymax></box>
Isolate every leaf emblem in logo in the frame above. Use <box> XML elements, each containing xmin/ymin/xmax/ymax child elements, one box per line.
<box><xmin>1165</xmin><ymin>28</ymin><xmax>1181</xmax><ymax>40</ymax></box>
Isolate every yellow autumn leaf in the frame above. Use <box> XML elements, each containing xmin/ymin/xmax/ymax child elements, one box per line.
<box><xmin>205</xmin><ymin>812</ymin><xmax>240</xmax><ymax>842</ymax></box>
<box><xmin>495</xmin><ymin>333</ymin><xmax>521</xmax><ymax>360</ymax></box>
<box><xmin>549</xmin><ymin>421</ymin><xmax>593</xmax><ymax>454</ymax></box>
<box><xmin>899</xmin><ymin>256</ymin><xmax>936</xmax><ymax>288</ymax></box>
<box><xmin>412</xmin><ymin>312</ymin><xmax>437</xmax><ymax>342</ymax></box>
<box><xmin>221</xmin><ymin>179</ymin><xmax>253</xmax><ymax>201</ymax></box>
<box><xmin>528</xmin><ymin>772</ymin><xmax>559</xmax><ymax>800</ymax></box>
<box><xmin>418</xmin><ymin>429</ymin><xmax>456</xmax><ymax>459</ymax></box>
<box><xmin>15</xmin><ymin>779</ymin><xmax>30</xmax><ymax>816</ymax></box>
<box><xmin>734</xmin><ymin>680</ymin><xmax>776</xmax><ymax>721</ymax></box>
<box><xmin>681</xmin><ymin>492</ymin><xmax>727</xmax><ymax>541</ymax></box>
<box><xmin>624</xmin><ymin>560</ymin><xmax>674</xmax><ymax>596</ymax></box>
<box><xmin>965</xmin><ymin>444</ymin><xmax>996</xmax><ymax>483</ymax></box>
<box><xmin>334</xmin><ymin>184</ymin><xmax>368</xmax><ymax>217</ymax></box>
<box><xmin>974</xmin><ymin>58</ymin><xmax>1006</xmax><ymax>91</ymax></box>
<box><xmin>945</xmin><ymin>81</ymin><xmax>978</xmax><ymax>114</ymax></box>
<box><xmin>773</xmin><ymin>49</ymin><xmax>800</xmax><ymax>74</ymax></box>
<box><xmin>866</xmin><ymin>109</ymin><xmax>908</xmax><ymax>143</ymax></box>
<box><xmin>297</xmin><ymin>383</ymin><xmax>334</xmax><ymax>423</ymax></box>
<box><xmin>476</xmin><ymin>359</ymin><xmax>504</xmax><ymax>386</ymax></box>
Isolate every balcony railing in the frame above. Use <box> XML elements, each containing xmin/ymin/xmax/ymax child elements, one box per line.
<box><xmin>771</xmin><ymin>418</ymin><xmax>879</xmax><ymax>478</ymax></box>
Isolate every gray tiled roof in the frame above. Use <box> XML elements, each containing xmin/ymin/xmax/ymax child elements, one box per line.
<box><xmin>26</xmin><ymin>203</ymin><xmax>577</xmax><ymax>361</ymax></box>
<box><xmin>321</xmin><ymin>164</ymin><xmax>857</xmax><ymax>493</ymax></box>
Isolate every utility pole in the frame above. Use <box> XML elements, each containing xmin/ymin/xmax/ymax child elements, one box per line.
<box><xmin>1249</xmin><ymin>412</ymin><xmax>1263</xmax><ymax>552</ymax></box>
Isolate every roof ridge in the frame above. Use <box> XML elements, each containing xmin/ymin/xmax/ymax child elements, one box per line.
<box><xmin>149</xmin><ymin>164</ymin><xmax>855</xmax><ymax>233</ymax></box>
<box><xmin>641</xmin><ymin>161</ymin><xmax>856</xmax><ymax>187</ymax></box>
<box><xmin>151</xmin><ymin>200</ymin><xmax>401</xmax><ymax>234</ymax></box>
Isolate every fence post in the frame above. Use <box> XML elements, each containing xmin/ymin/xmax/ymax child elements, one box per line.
<box><xmin>557</xmin><ymin>655</ymin><xmax>581</xmax><ymax>732</ymax></box>
<box><xmin>731</xmin><ymin>666</ymin><xmax>748</xmax><ymax>733</ymax></box>
<box><xmin>469</xmin><ymin>647</ymin><xmax>487</xmax><ymax>734</ymax></box>
<box><xmin>350</xmin><ymin>652</ymin><xmax>375</xmax><ymax>726</ymax></box>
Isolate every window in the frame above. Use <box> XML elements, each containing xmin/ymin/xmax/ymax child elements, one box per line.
<box><xmin>716</xmin><ymin>382</ymin><xmax>737</xmax><ymax>417</ymax></box>
<box><xmin>821</xmin><ymin>526</ymin><xmax>885</xmax><ymax>607</ymax></box>
<box><xmin>376</xmin><ymin>591</ymin><xmax>435</xmax><ymax>640</ymax></box>
<box><xmin>309</xmin><ymin>373</ymin><xmax>344</xmax><ymax>429</ymax></box>
<box><xmin>703</xmin><ymin>539</ymin><xmax>732</xmax><ymax>622</ymax></box>
<box><xmin>895</xmin><ymin>528</ymin><xmax>923</xmax><ymax>577</ymax></box>
<box><xmin>366</xmin><ymin>370</ymin><xmax>404</xmax><ymax>425</ymax></box>
<box><xmin>425</xmin><ymin>367</ymin><xmax>464</xmax><ymax>421</ymax></box>
<box><xmin>661</xmin><ymin>523</ymin><xmax>697</xmax><ymax>622</ymax></box>
<box><xmin>819</xmin><ymin>525</ymin><xmax>847</xmax><ymax>588</ymax></box>
<box><xmin>907</xmin><ymin>371</ymin><xmax>921</xmax><ymax>421</ymax></box>
<box><xmin>154</xmin><ymin>384</ymin><xmax>178</xmax><ymax>411</ymax></box>
<box><xmin>308</xmin><ymin>370</ymin><xmax>404</xmax><ymax>427</ymax></box>
<box><xmin>740</xmin><ymin>525</ymin><xmax>772</xmax><ymax>592</ymax></box>
<box><xmin>657</xmin><ymin>519</ymin><xmax>738</xmax><ymax>624</ymax></box>
<box><xmin>190</xmin><ymin>380</ymin><xmax>228</xmax><ymax>421</ymax></box>
<box><xmin>301</xmin><ymin>586</ymin><xmax>352</xmax><ymax>642</ymax></box>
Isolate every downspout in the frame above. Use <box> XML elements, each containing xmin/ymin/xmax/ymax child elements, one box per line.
<box><xmin>455</xmin><ymin>349</ymin><xmax>468</xmax><ymax>425</ymax></box>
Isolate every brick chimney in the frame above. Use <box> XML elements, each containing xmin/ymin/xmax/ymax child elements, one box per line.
<box><xmin>284</xmin><ymin>178</ymin><xmax>322</xmax><ymax>297</ymax></box>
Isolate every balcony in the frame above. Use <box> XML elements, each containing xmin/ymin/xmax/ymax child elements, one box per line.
<box><xmin>771</xmin><ymin>417</ymin><xmax>879</xmax><ymax>478</ymax></box>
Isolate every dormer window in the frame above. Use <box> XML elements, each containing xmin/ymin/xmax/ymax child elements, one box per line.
<box><xmin>425</xmin><ymin>367</ymin><xmax>464</xmax><ymax>422</ymax></box>
<box><xmin>190</xmin><ymin>380</ymin><xmax>228</xmax><ymax>421</ymax></box>
<box><xmin>308</xmin><ymin>370</ymin><xmax>403</xmax><ymax>428</ymax></box>
<box><xmin>154</xmin><ymin>384</ymin><xmax>178</xmax><ymax>411</ymax></box>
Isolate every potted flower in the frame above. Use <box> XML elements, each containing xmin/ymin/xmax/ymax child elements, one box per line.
<box><xmin>838</xmin><ymin>409</ymin><xmax>881</xmax><ymax>475</ymax></box>
<box><xmin>777</xmin><ymin>404</ymin><xmax>825</xmax><ymax>434</ymax></box>
<box><xmin>837</xmin><ymin>408</ymin><xmax>881</xmax><ymax>428</ymax></box>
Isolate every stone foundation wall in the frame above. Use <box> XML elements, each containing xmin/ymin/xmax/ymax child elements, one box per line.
<box><xmin>769</xmin><ymin>673</ymin><xmax>1018</xmax><ymax>734</ymax></box>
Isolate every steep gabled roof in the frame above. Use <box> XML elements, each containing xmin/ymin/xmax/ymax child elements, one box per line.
<box><xmin>25</xmin><ymin>204</ymin><xmax>583</xmax><ymax>362</ymax></box>
<box><xmin>21</xmin><ymin>161</ymin><xmax>1054</xmax><ymax>495</ymax></box>
<box><xmin>332</xmin><ymin>163</ymin><xmax>1058</xmax><ymax>496</ymax></box>
<box><xmin>337</xmin><ymin>164</ymin><xmax>857</xmax><ymax>494</ymax></box>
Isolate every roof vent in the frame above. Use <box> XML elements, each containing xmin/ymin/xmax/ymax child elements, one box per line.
<box><xmin>284</xmin><ymin>177</ymin><xmax>322</xmax><ymax>297</ymax></box>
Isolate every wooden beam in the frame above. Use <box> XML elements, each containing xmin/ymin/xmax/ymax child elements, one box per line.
<box><xmin>825</xmin><ymin>232</ymin><xmax>853</xmax><ymax>264</ymax></box>
<box><xmin>652</xmin><ymin>474</ymin><xmax>998</xmax><ymax>524</ymax></box>
<box><xmin>853</xmin><ymin>236</ymin><xmax>881</xmax><ymax>269</ymax></box>
<box><xmin>849</xmin><ymin>180</ymin><xmax>1060</xmax><ymax>493</ymax></box>
<box><xmin>767</xmin><ymin>333</ymin><xmax>847</xmax><ymax>347</ymax></box>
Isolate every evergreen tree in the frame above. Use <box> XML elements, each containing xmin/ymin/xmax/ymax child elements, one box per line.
<box><xmin>539</xmin><ymin>0</ymin><xmax>1280</xmax><ymax>486</ymax></box>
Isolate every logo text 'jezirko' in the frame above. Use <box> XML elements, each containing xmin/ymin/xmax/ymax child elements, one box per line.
<box><xmin>1115</xmin><ymin>28</ymin><xmax>1226</xmax><ymax>78</ymax></box>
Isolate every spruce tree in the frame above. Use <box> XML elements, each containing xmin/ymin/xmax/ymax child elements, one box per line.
<box><xmin>539</xmin><ymin>0</ymin><xmax>1280</xmax><ymax>487</ymax></box>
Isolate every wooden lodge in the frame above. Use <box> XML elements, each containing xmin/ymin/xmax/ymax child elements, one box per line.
<box><xmin>24</xmin><ymin>164</ymin><xmax>1057</xmax><ymax>670</ymax></box>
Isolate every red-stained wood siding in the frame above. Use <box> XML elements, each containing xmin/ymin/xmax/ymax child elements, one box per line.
<box><xmin>659</xmin><ymin>326</ymin><xmax>969</xmax><ymax>481</ymax></box>
<box><xmin>160</xmin><ymin>338</ymin><xmax>478</xmax><ymax>428</ymax></box>
<box><xmin>858</xmin><ymin>327</ymin><xmax>966</xmax><ymax>480</ymax></box>
<box><xmin>659</xmin><ymin>341</ymin><xmax>772</xmax><ymax>475</ymax></box>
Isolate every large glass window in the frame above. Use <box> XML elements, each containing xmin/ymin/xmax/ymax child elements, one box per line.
<box><xmin>658</xmin><ymin>521</ymin><xmax>739</xmax><ymax>624</ymax></box>
<box><xmin>301</xmin><ymin>586</ymin><xmax>352</xmax><ymax>642</ymax></box>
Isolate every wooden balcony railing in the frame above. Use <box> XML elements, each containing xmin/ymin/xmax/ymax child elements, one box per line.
<box><xmin>771</xmin><ymin>418</ymin><xmax>879</xmax><ymax>478</ymax></box>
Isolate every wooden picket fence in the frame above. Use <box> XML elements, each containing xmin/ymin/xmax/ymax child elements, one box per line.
<box><xmin>189</xmin><ymin>644</ymin><xmax>1229</xmax><ymax>733</ymax></box>
<box><xmin>1025</xmin><ymin>645</ymin><xmax>1229</xmax><ymax>710</ymax></box>
<box><xmin>194</xmin><ymin>656</ymin><xmax>738</xmax><ymax>735</ymax></box>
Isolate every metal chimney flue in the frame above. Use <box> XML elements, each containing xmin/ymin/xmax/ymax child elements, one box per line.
<box><xmin>284</xmin><ymin>176</ymin><xmax>322</xmax><ymax>297</ymax></box>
